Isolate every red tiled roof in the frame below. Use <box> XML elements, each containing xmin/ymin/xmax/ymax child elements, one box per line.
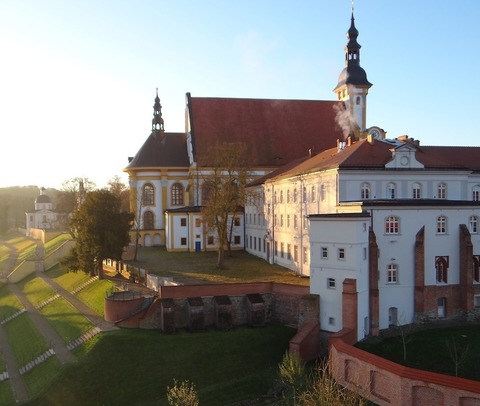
<box><xmin>187</xmin><ymin>95</ymin><xmax>344</xmax><ymax>167</ymax></box>
<box><xmin>125</xmin><ymin>132</ymin><xmax>189</xmax><ymax>170</ymax></box>
<box><xmin>257</xmin><ymin>138</ymin><xmax>480</xmax><ymax>183</ymax></box>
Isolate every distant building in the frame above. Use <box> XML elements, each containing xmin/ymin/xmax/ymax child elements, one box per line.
<box><xmin>25</xmin><ymin>187</ymin><xmax>63</xmax><ymax>231</ymax></box>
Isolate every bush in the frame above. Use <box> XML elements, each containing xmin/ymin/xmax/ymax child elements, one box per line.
<box><xmin>166</xmin><ymin>380</ymin><xmax>199</xmax><ymax>406</ymax></box>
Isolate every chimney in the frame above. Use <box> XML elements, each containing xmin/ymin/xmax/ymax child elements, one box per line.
<box><xmin>367</xmin><ymin>134</ymin><xmax>374</xmax><ymax>144</ymax></box>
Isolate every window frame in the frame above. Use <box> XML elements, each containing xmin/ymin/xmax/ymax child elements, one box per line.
<box><xmin>436</xmin><ymin>215</ymin><xmax>447</xmax><ymax>234</ymax></box>
<box><xmin>385</xmin><ymin>215</ymin><xmax>400</xmax><ymax>234</ymax></box>
<box><xmin>171</xmin><ymin>182</ymin><xmax>184</xmax><ymax>206</ymax></box>
<box><xmin>142</xmin><ymin>183</ymin><xmax>155</xmax><ymax>206</ymax></box>
<box><xmin>387</xmin><ymin>263</ymin><xmax>398</xmax><ymax>284</ymax></box>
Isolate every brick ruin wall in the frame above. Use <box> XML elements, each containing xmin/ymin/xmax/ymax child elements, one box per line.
<box><xmin>329</xmin><ymin>337</ymin><xmax>480</xmax><ymax>406</ymax></box>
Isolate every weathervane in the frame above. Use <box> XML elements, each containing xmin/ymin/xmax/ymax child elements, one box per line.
<box><xmin>351</xmin><ymin>0</ymin><xmax>355</xmax><ymax>13</ymax></box>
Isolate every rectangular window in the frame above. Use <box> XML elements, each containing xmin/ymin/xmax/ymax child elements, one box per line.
<box><xmin>234</xmin><ymin>217</ymin><xmax>240</xmax><ymax>226</ymax></box>
<box><xmin>208</xmin><ymin>236</ymin><xmax>214</xmax><ymax>245</ymax></box>
<box><xmin>327</xmin><ymin>278</ymin><xmax>336</xmax><ymax>289</ymax></box>
<box><xmin>385</xmin><ymin>216</ymin><xmax>399</xmax><ymax>234</ymax></box>
<box><xmin>303</xmin><ymin>247</ymin><xmax>308</xmax><ymax>264</ymax></box>
<box><xmin>254</xmin><ymin>237</ymin><xmax>257</xmax><ymax>251</ymax></box>
<box><xmin>180</xmin><ymin>237</ymin><xmax>187</xmax><ymax>246</ymax></box>
<box><xmin>474</xmin><ymin>295</ymin><xmax>480</xmax><ymax>309</ymax></box>
<box><xmin>234</xmin><ymin>235</ymin><xmax>240</xmax><ymax>245</ymax></box>
<box><xmin>280</xmin><ymin>242</ymin><xmax>284</xmax><ymax>258</ymax></box>
<box><xmin>338</xmin><ymin>248</ymin><xmax>345</xmax><ymax>260</ymax></box>
<box><xmin>294</xmin><ymin>215</ymin><xmax>298</xmax><ymax>229</ymax></box>
<box><xmin>180</xmin><ymin>218</ymin><xmax>187</xmax><ymax>227</ymax></box>
<box><xmin>387</xmin><ymin>264</ymin><xmax>398</xmax><ymax>284</ymax></box>
<box><xmin>195</xmin><ymin>218</ymin><xmax>201</xmax><ymax>227</ymax></box>
<box><xmin>437</xmin><ymin>216</ymin><xmax>447</xmax><ymax>234</ymax></box>
<box><xmin>287</xmin><ymin>215</ymin><xmax>290</xmax><ymax>228</ymax></box>
<box><xmin>275</xmin><ymin>241</ymin><xmax>278</xmax><ymax>256</ymax></box>
<box><xmin>280</xmin><ymin>214</ymin><xmax>284</xmax><ymax>227</ymax></box>
<box><xmin>287</xmin><ymin>244</ymin><xmax>291</xmax><ymax>260</ymax></box>
<box><xmin>294</xmin><ymin>245</ymin><xmax>298</xmax><ymax>262</ymax></box>
<box><xmin>328</xmin><ymin>317</ymin><xmax>335</xmax><ymax>325</ymax></box>
<box><xmin>321</xmin><ymin>247</ymin><xmax>328</xmax><ymax>259</ymax></box>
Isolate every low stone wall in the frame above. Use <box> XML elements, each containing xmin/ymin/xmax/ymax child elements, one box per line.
<box><xmin>329</xmin><ymin>336</ymin><xmax>480</xmax><ymax>405</ymax></box>
<box><xmin>106</xmin><ymin>282</ymin><xmax>316</xmax><ymax>333</ymax></box>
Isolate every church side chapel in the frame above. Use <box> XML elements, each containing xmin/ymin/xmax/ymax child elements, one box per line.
<box><xmin>125</xmin><ymin>9</ymin><xmax>480</xmax><ymax>338</ymax></box>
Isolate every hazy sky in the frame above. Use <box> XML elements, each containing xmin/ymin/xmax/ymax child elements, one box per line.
<box><xmin>0</xmin><ymin>1</ymin><xmax>477</xmax><ymax>189</ymax></box>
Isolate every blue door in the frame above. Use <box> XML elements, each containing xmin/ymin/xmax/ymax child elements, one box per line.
<box><xmin>195</xmin><ymin>241</ymin><xmax>201</xmax><ymax>252</ymax></box>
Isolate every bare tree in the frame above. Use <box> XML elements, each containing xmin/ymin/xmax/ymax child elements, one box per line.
<box><xmin>57</xmin><ymin>177</ymin><xmax>96</xmax><ymax>216</ymax></box>
<box><xmin>445</xmin><ymin>335</ymin><xmax>470</xmax><ymax>377</ymax></box>
<box><xmin>199</xmin><ymin>142</ymin><xmax>252</xmax><ymax>269</ymax></box>
<box><xmin>107</xmin><ymin>175</ymin><xmax>130</xmax><ymax>212</ymax></box>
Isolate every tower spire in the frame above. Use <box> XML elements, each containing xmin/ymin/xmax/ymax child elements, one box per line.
<box><xmin>333</xmin><ymin>7</ymin><xmax>372</xmax><ymax>135</ymax></box>
<box><xmin>152</xmin><ymin>88</ymin><xmax>165</xmax><ymax>140</ymax></box>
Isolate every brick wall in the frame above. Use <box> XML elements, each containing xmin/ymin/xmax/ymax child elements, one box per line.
<box><xmin>330</xmin><ymin>337</ymin><xmax>480</xmax><ymax>406</ymax></box>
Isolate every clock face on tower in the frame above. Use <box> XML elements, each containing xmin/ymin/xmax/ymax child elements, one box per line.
<box><xmin>367</xmin><ymin>126</ymin><xmax>384</xmax><ymax>139</ymax></box>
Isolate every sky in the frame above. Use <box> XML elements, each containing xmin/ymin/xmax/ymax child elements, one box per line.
<box><xmin>0</xmin><ymin>1</ymin><xmax>478</xmax><ymax>190</ymax></box>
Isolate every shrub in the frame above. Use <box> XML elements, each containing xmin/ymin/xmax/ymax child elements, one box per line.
<box><xmin>166</xmin><ymin>379</ymin><xmax>199</xmax><ymax>406</ymax></box>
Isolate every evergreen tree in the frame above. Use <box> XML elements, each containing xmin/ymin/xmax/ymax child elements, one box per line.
<box><xmin>62</xmin><ymin>189</ymin><xmax>133</xmax><ymax>278</ymax></box>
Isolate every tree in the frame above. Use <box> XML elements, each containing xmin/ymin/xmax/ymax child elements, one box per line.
<box><xmin>199</xmin><ymin>142</ymin><xmax>251</xmax><ymax>269</ymax></box>
<box><xmin>107</xmin><ymin>175</ymin><xmax>130</xmax><ymax>212</ymax></box>
<box><xmin>445</xmin><ymin>335</ymin><xmax>470</xmax><ymax>377</ymax></box>
<box><xmin>57</xmin><ymin>177</ymin><xmax>96</xmax><ymax>216</ymax></box>
<box><xmin>62</xmin><ymin>189</ymin><xmax>134</xmax><ymax>278</ymax></box>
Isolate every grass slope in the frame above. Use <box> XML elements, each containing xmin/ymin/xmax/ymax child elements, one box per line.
<box><xmin>26</xmin><ymin>325</ymin><xmax>295</xmax><ymax>406</ymax></box>
<box><xmin>356</xmin><ymin>325</ymin><xmax>480</xmax><ymax>380</ymax></box>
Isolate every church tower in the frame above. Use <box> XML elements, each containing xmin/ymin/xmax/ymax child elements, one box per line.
<box><xmin>333</xmin><ymin>10</ymin><xmax>372</xmax><ymax>135</ymax></box>
<box><xmin>152</xmin><ymin>88</ymin><xmax>165</xmax><ymax>140</ymax></box>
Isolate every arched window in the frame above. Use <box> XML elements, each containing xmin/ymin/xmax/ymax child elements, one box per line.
<box><xmin>473</xmin><ymin>255</ymin><xmax>480</xmax><ymax>283</ymax></box>
<box><xmin>436</xmin><ymin>215</ymin><xmax>447</xmax><ymax>234</ymax></box>
<box><xmin>387</xmin><ymin>183</ymin><xmax>396</xmax><ymax>199</ymax></box>
<box><xmin>311</xmin><ymin>186</ymin><xmax>316</xmax><ymax>202</ymax></box>
<box><xmin>473</xmin><ymin>185</ymin><xmax>480</xmax><ymax>201</ymax></box>
<box><xmin>280</xmin><ymin>190</ymin><xmax>284</xmax><ymax>203</ymax></box>
<box><xmin>385</xmin><ymin>216</ymin><xmax>399</xmax><ymax>234</ymax></box>
<box><xmin>143</xmin><ymin>211</ymin><xmax>154</xmax><ymax>230</ymax></box>
<box><xmin>320</xmin><ymin>184</ymin><xmax>326</xmax><ymax>201</ymax></box>
<box><xmin>142</xmin><ymin>183</ymin><xmax>154</xmax><ymax>206</ymax></box>
<box><xmin>202</xmin><ymin>182</ymin><xmax>213</xmax><ymax>205</ymax></box>
<box><xmin>286</xmin><ymin>189</ymin><xmax>291</xmax><ymax>203</ymax></box>
<box><xmin>361</xmin><ymin>183</ymin><xmax>370</xmax><ymax>199</ymax></box>
<box><xmin>387</xmin><ymin>263</ymin><xmax>398</xmax><ymax>284</ymax></box>
<box><xmin>436</xmin><ymin>256</ymin><xmax>448</xmax><ymax>283</ymax></box>
<box><xmin>412</xmin><ymin>183</ymin><xmax>421</xmax><ymax>199</ymax></box>
<box><xmin>171</xmin><ymin>183</ymin><xmax>184</xmax><ymax>206</ymax></box>
<box><xmin>293</xmin><ymin>188</ymin><xmax>298</xmax><ymax>203</ymax></box>
<box><xmin>437</xmin><ymin>183</ymin><xmax>447</xmax><ymax>199</ymax></box>
<box><xmin>469</xmin><ymin>216</ymin><xmax>478</xmax><ymax>234</ymax></box>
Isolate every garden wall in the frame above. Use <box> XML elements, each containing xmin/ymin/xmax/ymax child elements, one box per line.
<box><xmin>329</xmin><ymin>336</ymin><xmax>480</xmax><ymax>405</ymax></box>
<box><xmin>106</xmin><ymin>282</ymin><xmax>321</xmax><ymax>360</ymax></box>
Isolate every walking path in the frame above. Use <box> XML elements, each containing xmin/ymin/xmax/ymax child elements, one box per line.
<box><xmin>0</xmin><ymin>239</ymin><xmax>118</xmax><ymax>403</ymax></box>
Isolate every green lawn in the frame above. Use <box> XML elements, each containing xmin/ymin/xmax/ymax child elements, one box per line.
<box><xmin>356</xmin><ymin>324</ymin><xmax>480</xmax><ymax>380</ymax></box>
<box><xmin>39</xmin><ymin>298</ymin><xmax>94</xmax><ymax>344</ymax></box>
<box><xmin>23</xmin><ymin>356</ymin><xmax>62</xmax><ymax>399</ymax></box>
<box><xmin>3</xmin><ymin>313</ymin><xmax>50</xmax><ymax>367</ymax></box>
<box><xmin>128</xmin><ymin>247</ymin><xmax>309</xmax><ymax>286</ymax></box>
<box><xmin>43</xmin><ymin>234</ymin><xmax>72</xmax><ymax>258</ymax></box>
<box><xmin>0</xmin><ymin>284</ymin><xmax>24</xmax><ymax>321</ymax></box>
<box><xmin>46</xmin><ymin>263</ymin><xmax>91</xmax><ymax>292</ymax></box>
<box><xmin>17</xmin><ymin>274</ymin><xmax>56</xmax><ymax>308</ymax></box>
<box><xmin>0</xmin><ymin>380</ymin><xmax>14</xmax><ymax>406</ymax></box>
<box><xmin>75</xmin><ymin>278</ymin><xmax>113</xmax><ymax>316</ymax></box>
<box><xmin>26</xmin><ymin>324</ymin><xmax>295</xmax><ymax>406</ymax></box>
